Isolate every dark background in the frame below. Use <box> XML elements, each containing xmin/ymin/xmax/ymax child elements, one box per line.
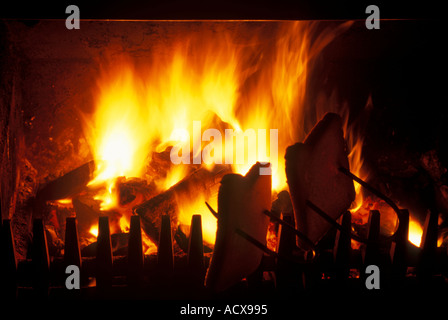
<box><xmin>0</xmin><ymin>0</ymin><xmax>442</xmax><ymax>20</ymax></box>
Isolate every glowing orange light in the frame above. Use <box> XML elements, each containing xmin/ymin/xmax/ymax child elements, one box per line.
<box><xmin>82</xmin><ymin>21</ymin><xmax>354</xmax><ymax>246</ymax></box>
<box><xmin>408</xmin><ymin>219</ymin><xmax>423</xmax><ymax>247</ymax></box>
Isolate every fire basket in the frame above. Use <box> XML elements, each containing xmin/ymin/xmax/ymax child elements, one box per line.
<box><xmin>0</xmin><ymin>16</ymin><xmax>447</xmax><ymax>303</ymax></box>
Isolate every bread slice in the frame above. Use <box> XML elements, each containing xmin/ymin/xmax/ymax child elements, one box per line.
<box><xmin>205</xmin><ymin>162</ymin><xmax>271</xmax><ymax>292</ymax></box>
<box><xmin>285</xmin><ymin>113</ymin><xmax>355</xmax><ymax>248</ymax></box>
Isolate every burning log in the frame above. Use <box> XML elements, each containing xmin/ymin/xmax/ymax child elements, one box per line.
<box><xmin>116</xmin><ymin>176</ymin><xmax>156</xmax><ymax>207</ymax></box>
<box><xmin>35</xmin><ymin>160</ymin><xmax>95</xmax><ymax>201</ymax></box>
<box><xmin>285</xmin><ymin>112</ymin><xmax>355</xmax><ymax>248</ymax></box>
<box><xmin>81</xmin><ymin>232</ymin><xmax>130</xmax><ymax>257</ymax></box>
<box><xmin>134</xmin><ymin>164</ymin><xmax>232</xmax><ymax>245</ymax></box>
<box><xmin>205</xmin><ymin>162</ymin><xmax>271</xmax><ymax>292</ymax></box>
<box><xmin>72</xmin><ymin>197</ymin><xmax>101</xmax><ymax>236</ymax></box>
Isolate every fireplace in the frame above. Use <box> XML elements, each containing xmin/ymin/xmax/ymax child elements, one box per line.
<box><xmin>1</xmin><ymin>14</ymin><xmax>447</xmax><ymax>305</ymax></box>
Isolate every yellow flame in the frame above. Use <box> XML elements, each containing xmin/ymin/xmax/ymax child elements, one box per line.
<box><xmin>82</xmin><ymin>21</ymin><xmax>353</xmax><ymax>245</ymax></box>
<box><xmin>408</xmin><ymin>219</ymin><xmax>423</xmax><ymax>247</ymax></box>
<box><xmin>176</xmin><ymin>191</ymin><xmax>218</xmax><ymax>245</ymax></box>
<box><xmin>86</xmin><ymin>66</ymin><xmax>151</xmax><ymax>185</ymax></box>
<box><xmin>347</xmin><ymin>133</ymin><xmax>366</xmax><ymax>214</ymax></box>
<box><xmin>56</xmin><ymin>198</ymin><xmax>72</xmax><ymax>205</ymax></box>
<box><xmin>89</xmin><ymin>224</ymin><xmax>98</xmax><ymax>238</ymax></box>
<box><xmin>156</xmin><ymin>165</ymin><xmax>189</xmax><ymax>191</ymax></box>
<box><xmin>438</xmin><ymin>235</ymin><xmax>444</xmax><ymax>247</ymax></box>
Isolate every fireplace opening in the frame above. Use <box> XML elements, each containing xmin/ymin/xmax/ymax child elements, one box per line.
<box><xmin>0</xmin><ymin>19</ymin><xmax>447</xmax><ymax>300</ymax></box>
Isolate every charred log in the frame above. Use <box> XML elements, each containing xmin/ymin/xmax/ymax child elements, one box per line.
<box><xmin>36</xmin><ymin>160</ymin><xmax>95</xmax><ymax>201</ymax></box>
<box><xmin>134</xmin><ymin>164</ymin><xmax>231</xmax><ymax>246</ymax></box>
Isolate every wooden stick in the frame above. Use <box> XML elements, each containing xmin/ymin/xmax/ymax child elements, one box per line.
<box><xmin>36</xmin><ymin>160</ymin><xmax>95</xmax><ymax>201</ymax></box>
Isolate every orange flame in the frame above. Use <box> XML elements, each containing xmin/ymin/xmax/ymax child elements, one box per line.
<box><xmin>82</xmin><ymin>21</ymin><xmax>354</xmax><ymax>246</ymax></box>
<box><xmin>408</xmin><ymin>219</ymin><xmax>423</xmax><ymax>247</ymax></box>
<box><xmin>342</xmin><ymin>96</ymin><xmax>425</xmax><ymax>248</ymax></box>
<box><xmin>89</xmin><ymin>224</ymin><xmax>98</xmax><ymax>238</ymax></box>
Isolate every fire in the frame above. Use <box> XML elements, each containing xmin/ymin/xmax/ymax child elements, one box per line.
<box><xmin>86</xmin><ymin>66</ymin><xmax>152</xmax><ymax>185</ymax></box>
<box><xmin>343</xmin><ymin>97</ymin><xmax>423</xmax><ymax>248</ymax></box>
<box><xmin>89</xmin><ymin>224</ymin><xmax>98</xmax><ymax>238</ymax></box>
<box><xmin>408</xmin><ymin>219</ymin><xmax>423</xmax><ymax>247</ymax></box>
<box><xmin>342</xmin><ymin>96</ymin><xmax>372</xmax><ymax>225</ymax></box>
<box><xmin>176</xmin><ymin>191</ymin><xmax>219</xmax><ymax>245</ymax></box>
<box><xmin>347</xmin><ymin>129</ymin><xmax>368</xmax><ymax>215</ymax></box>
<box><xmin>56</xmin><ymin>198</ymin><xmax>73</xmax><ymax>205</ymax></box>
<box><xmin>159</xmin><ymin>165</ymin><xmax>189</xmax><ymax>191</ymax></box>
<box><xmin>81</xmin><ymin>21</ymin><xmax>354</xmax><ymax>248</ymax></box>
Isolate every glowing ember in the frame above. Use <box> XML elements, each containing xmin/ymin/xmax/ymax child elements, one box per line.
<box><xmin>56</xmin><ymin>198</ymin><xmax>73</xmax><ymax>205</ymax></box>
